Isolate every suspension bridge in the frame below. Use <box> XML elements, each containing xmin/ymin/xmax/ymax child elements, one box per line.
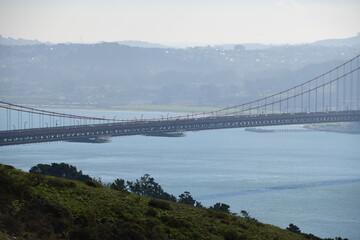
<box><xmin>1</xmin><ymin>55</ymin><xmax>360</xmax><ymax>146</ymax></box>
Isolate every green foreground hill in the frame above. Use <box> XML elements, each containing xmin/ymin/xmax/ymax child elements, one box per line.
<box><xmin>0</xmin><ymin>164</ymin><xmax>321</xmax><ymax>240</ymax></box>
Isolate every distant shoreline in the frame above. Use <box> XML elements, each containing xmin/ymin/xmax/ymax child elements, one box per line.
<box><xmin>305</xmin><ymin>123</ymin><xmax>360</xmax><ymax>134</ymax></box>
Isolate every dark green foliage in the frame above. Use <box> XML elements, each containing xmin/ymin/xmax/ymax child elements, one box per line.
<box><xmin>2</xmin><ymin>165</ymin><xmax>14</xmax><ymax>170</ymax></box>
<box><xmin>0</xmin><ymin>164</ymin><xmax>323</xmax><ymax>240</ymax></box>
<box><xmin>324</xmin><ymin>238</ymin><xmax>349</xmax><ymax>240</ymax></box>
<box><xmin>160</xmin><ymin>215</ymin><xmax>191</xmax><ymax>228</ymax></box>
<box><xmin>110</xmin><ymin>178</ymin><xmax>127</xmax><ymax>191</ymax></box>
<box><xmin>19</xmin><ymin>195</ymin><xmax>71</xmax><ymax>238</ymax></box>
<box><xmin>178</xmin><ymin>191</ymin><xmax>196</xmax><ymax>206</ymax></box>
<box><xmin>210</xmin><ymin>202</ymin><xmax>231</xmax><ymax>213</ymax></box>
<box><xmin>46</xmin><ymin>178</ymin><xmax>77</xmax><ymax>190</ymax></box>
<box><xmin>223</xmin><ymin>228</ymin><xmax>247</xmax><ymax>240</ymax></box>
<box><xmin>195</xmin><ymin>201</ymin><xmax>204</xmax><ymax>208</ymax></box>
<box><xmin>286</xmin><ymin>223</ymin><xmax>301</xmax><ymax>233</ymax></box>
<box><xmin>148</xmin><ymin>199</ymin><xmax>172</xmax><ymax>210</ymax></box>
<box><xmin>0</xmin><ymin>166</ymin><xmax>72</xmax><ymax>239</ymax></box>
<box><xmin>69</xmin><ymin>220</ymin><xmax>147</xmax><ymax>240</ymax></box>
<box><xmin>28</xmin><ymin>172</ymin><xmax>47</xmax><ymax>186</ymax></box>
<box><xmin>0</xmin><ymin>165</ymin><xmax>30</xmax><ymax>198</ymax></box>
<box><xmin>84</xmin><ymin>180</ymin><xmax>101</xmax><ymax>188</ymax></box>
<box><xmin>146</xmin><ymin>208</ymin><xmax>157</xmax><ymax>217</ymax></box>
<box><xmin>240</xmin><ymin>210</ymin><xmax>258</xmax><ymax>222</ymax></box>
<box><xmin>240</xmin><ymin>210</ymin><xmax>250</xmax><ymax>218</ymax></box>
<box><xmin>205</xmin><ymin>209</ymin><xmax>229</xmax><ymax>220</ymax></box>
<box><xmin>127</xmin><ymin>174</ymin><xmax>176</xmax><ymax>202</ymax></box>
<box><xmin>29</xmin><ymin>163</ymin><xmax>92</xmax><ymax>181</ymax></box>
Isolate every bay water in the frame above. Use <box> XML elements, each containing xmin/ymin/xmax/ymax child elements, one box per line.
<box><xmin>1</xmin><ymin>108</ymin><xmax>359</xmax><ymax>239</ymax></box>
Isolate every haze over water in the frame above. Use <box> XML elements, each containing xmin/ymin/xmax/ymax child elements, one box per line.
<box><xmin>1</xmin><ymin>109</ymin><xmax>360</xmax><ymax>239</ymax></box>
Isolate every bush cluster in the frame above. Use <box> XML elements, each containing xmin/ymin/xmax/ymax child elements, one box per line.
<box><xmin>0</xmin><ymin>163</ymin><xmax>326</xmax><ymax>240</ymax></box>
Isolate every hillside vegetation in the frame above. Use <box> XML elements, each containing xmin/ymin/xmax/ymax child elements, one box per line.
<box><xmin>0</xmin><ymin>164</ymin><xmax>322</xmax><ymax>240</ymax></box>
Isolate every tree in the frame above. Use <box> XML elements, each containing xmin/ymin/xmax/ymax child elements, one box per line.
<box><xmin>178</xmin><ymin>191</ymin><xmax>196</xmax><ymax>206</ymax></box>
<box><xmin>110</xmin><ymin>178</ymin><xmax>127</xmax><ymax>191</ymax></box>
<box><xmin>209</xmin><ymin>203</ymin><xmax>230</xmax><ymax>213</ymax></box>
<box><xmin>286</xmin><ymin>223</ymin><xmax>301</xmax><ymax>234</ymax></box>
<box><xmin>29</xmin><ymin>163</ymin><xmax>92</xmax><ymax>181</ymax></box>
<box><xmin>127</xmin><ymin>174</ymin><xmax>176</xmax><ymax>202</ymax></box>
<box><xmin>195</xmin><ymin>201</ymin><xmax>204</xmax><ymax>208</ymax></box>
<box><xmin>240</xmin><ymin>210</ymin><xmax>258</xmax><ymax>222</ymax></box>
<box><xmin>324</xmin><ymin>238</ymin><xmax>349</xmax><ymax>240</ymax></box>
<box><xmin>240</xmin><ymin>210</ymin><xmax>250</xmax><ymax>218</ymax></box>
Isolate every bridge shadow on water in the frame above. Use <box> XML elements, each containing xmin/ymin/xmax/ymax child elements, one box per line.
<box><xmin>196</xmin><ymin>178</ymin><xmax>360</xmax><ymax>200</ymax></box>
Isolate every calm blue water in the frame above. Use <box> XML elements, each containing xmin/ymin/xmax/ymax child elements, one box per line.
<box><xmin>1</xmin><ymin>108</ymin><xmax>360</xmax><ymax>239</ymax></box>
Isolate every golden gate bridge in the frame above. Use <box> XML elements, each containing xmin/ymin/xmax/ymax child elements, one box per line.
<box><xmin>1</xmin><ymin>55</ymin><xmax>360</xmax><ymax>146</ymax></box>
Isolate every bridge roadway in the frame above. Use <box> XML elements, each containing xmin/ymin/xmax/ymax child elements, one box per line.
<box><xmin>1</xmin><ymin>110</ymin><xmax>360</xmax><ymax>146</ymax></box>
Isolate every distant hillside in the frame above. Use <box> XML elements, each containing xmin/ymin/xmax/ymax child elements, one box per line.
<box><xmin>214</xmin><ymin>43</ymin><xmax>273</xmax><ymax>50</ymax></box>
<box><xmin>216</xmin><ymin>33</ymin><xmax>360</xmax><ymax>50</ymax></box>
<box><xmin>2</xmin><ymin>33</ymin><xmax>360</xmax><ymax>48</ymax></box>
<box><xmin>0</xmin><ymin>35</ymin><xmax>47</xmax><ymax>46</ymax></box>
<box><xmin>1</xmin><ymin>42</ymin><xmax>357</xmax><ymax>107</ymax></box>
<box><xmin>312</xmin><ymin>33</ymin><xmax>360</xmax><ymax>47</ymax></box>
<box><xmin>0</xmin><ymin>164</ymin><xmax>322</xmax><ymax>240</ymax></box>
<box><xmin>117</xmin><ymin>40</ymin><xmax>169</xmax><ymax>49</ymax></box>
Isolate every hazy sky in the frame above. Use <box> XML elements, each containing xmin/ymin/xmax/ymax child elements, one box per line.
<box><xmin>0</xmin><ymin>0</ymin><xmax>359</xmax><ymax>46</ymax></box>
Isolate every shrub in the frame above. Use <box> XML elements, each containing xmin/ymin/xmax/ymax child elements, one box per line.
<box><xmin>29</xmin><ymin>163</ymin><xmax>92</xmax><ymax>182</ymax></box>
<box><xmin>178</xmin><ymin>191</ymin><xmax>196</xmax><ymax>206</ymax></box>
<box><xmin>110</xmin><ymin>178</ymin><xmax>127</xmax><ymax>191</ymax></box>
<box><xmin>146</xmin><ymin>208</ymin><xmax>157</xmax><ymax>217</ymax></box>
<box><xmin>84</xmin><ymin>180</ymin><xmax>100</xmax><ymax>188</ymax></box>
<box><xmin>240</xmin><ymin>210</ymin><xmax>258</xmax><ymax>222</ymax></box>
<box><xmin>286</xmin><ymin>223</ymin><xmax>301</xmax><ymax>233</ymax></box>
<box><xmin>160</xmin><ymin>215</ymin><xmax>190</xmax><ymax>228</ymax></box>
<box><xmin>46</xmin><ymin>178</ymin><xmax>77</xmax><ymax>190</ymax></box>
<box><xmin>0</xmin><ymin>232</ymin><xmax>12</xmax><ymax>240</ymax></box>
<box><xmin>223</xmin><ymin>228</ymin><xmax>248</xmax><ymax>240</ymax></box>
<box><xmin>148</xmin><ymin>199</ymin><xmax>172</xmax><ymax>210</ymax></box>
<box><xmin>127</xmin><ymin>174</ymin><xmax>176</xmax><ymax>202</ymax></box>
<box><xmin>2</xmin><ymin>165</ymin><xmax>14</xmax><ymax>170</ymax></box>
<box><xmin>210</xmin><ymin>202</ymin><xmax>231</xmax><ymax>213</ymax></box>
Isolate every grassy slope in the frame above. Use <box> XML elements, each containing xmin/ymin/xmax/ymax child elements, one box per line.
<box><xmin>0</xmin><ymin>164</ymin><xmax>322</xmax><ymax>240</ymax></box>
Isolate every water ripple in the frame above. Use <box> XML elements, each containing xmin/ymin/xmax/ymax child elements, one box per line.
<box><xmin>196</xmin><ymin>178</ymin><xmax>360</xmax><ymax>200</ymax></box>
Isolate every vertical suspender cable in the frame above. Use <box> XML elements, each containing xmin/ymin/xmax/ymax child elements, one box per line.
<box><xmin>286</xmin><ymin>90</ymin><xmax>289</xmax><ymax>113</ymax></box>
<box><xmin>343</xmin><ymin>64</ymin><xmax>346</xmax><ymax>110</ymax></box>
<box><xmin>294</xmin><ymin>87</ymin><xmax>296</xmax><ymax>113</ymax></box>
<box><xmin>308</xmin><ymin>82</ymin><xmax>311</xmax><ymax>112</ymax></box>
<box><xmin>336</xmin><ymin>67</ymin><xmax>339</xmax><ymax>111</ymax></box>
<box><xmin>322</xmin><ymin>74</ymin><xmax>325</xmax><ymax>112</ymax></box>
<box><xmin>301</xmin><ymin>84</ymin><xmax>303</xmax><ymax>112</ymax></box>
<box><xmin>329</xmin><ymin>71</ymin><xmax>332</xmax><ymax>111</ymax></box>
<box><xmin>358</xmin><ymin>56</ymin><xmax>360</xmax><ymax>110</ymax></box>
<box><xmin>315</xmin><ymin>78</ymin><xmax>318</xmax><ymax>112</ymax></box>
<box><xmin>350</xmin><ymin>60</ymin><xmax>353</xmax><ymax>110</ymax></box>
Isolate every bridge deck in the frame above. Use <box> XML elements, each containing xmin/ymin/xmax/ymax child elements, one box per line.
<box><xmin>1</xmin><ymin>110</ymin><xmax>360</xmax><ymax>146</ymax></box>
